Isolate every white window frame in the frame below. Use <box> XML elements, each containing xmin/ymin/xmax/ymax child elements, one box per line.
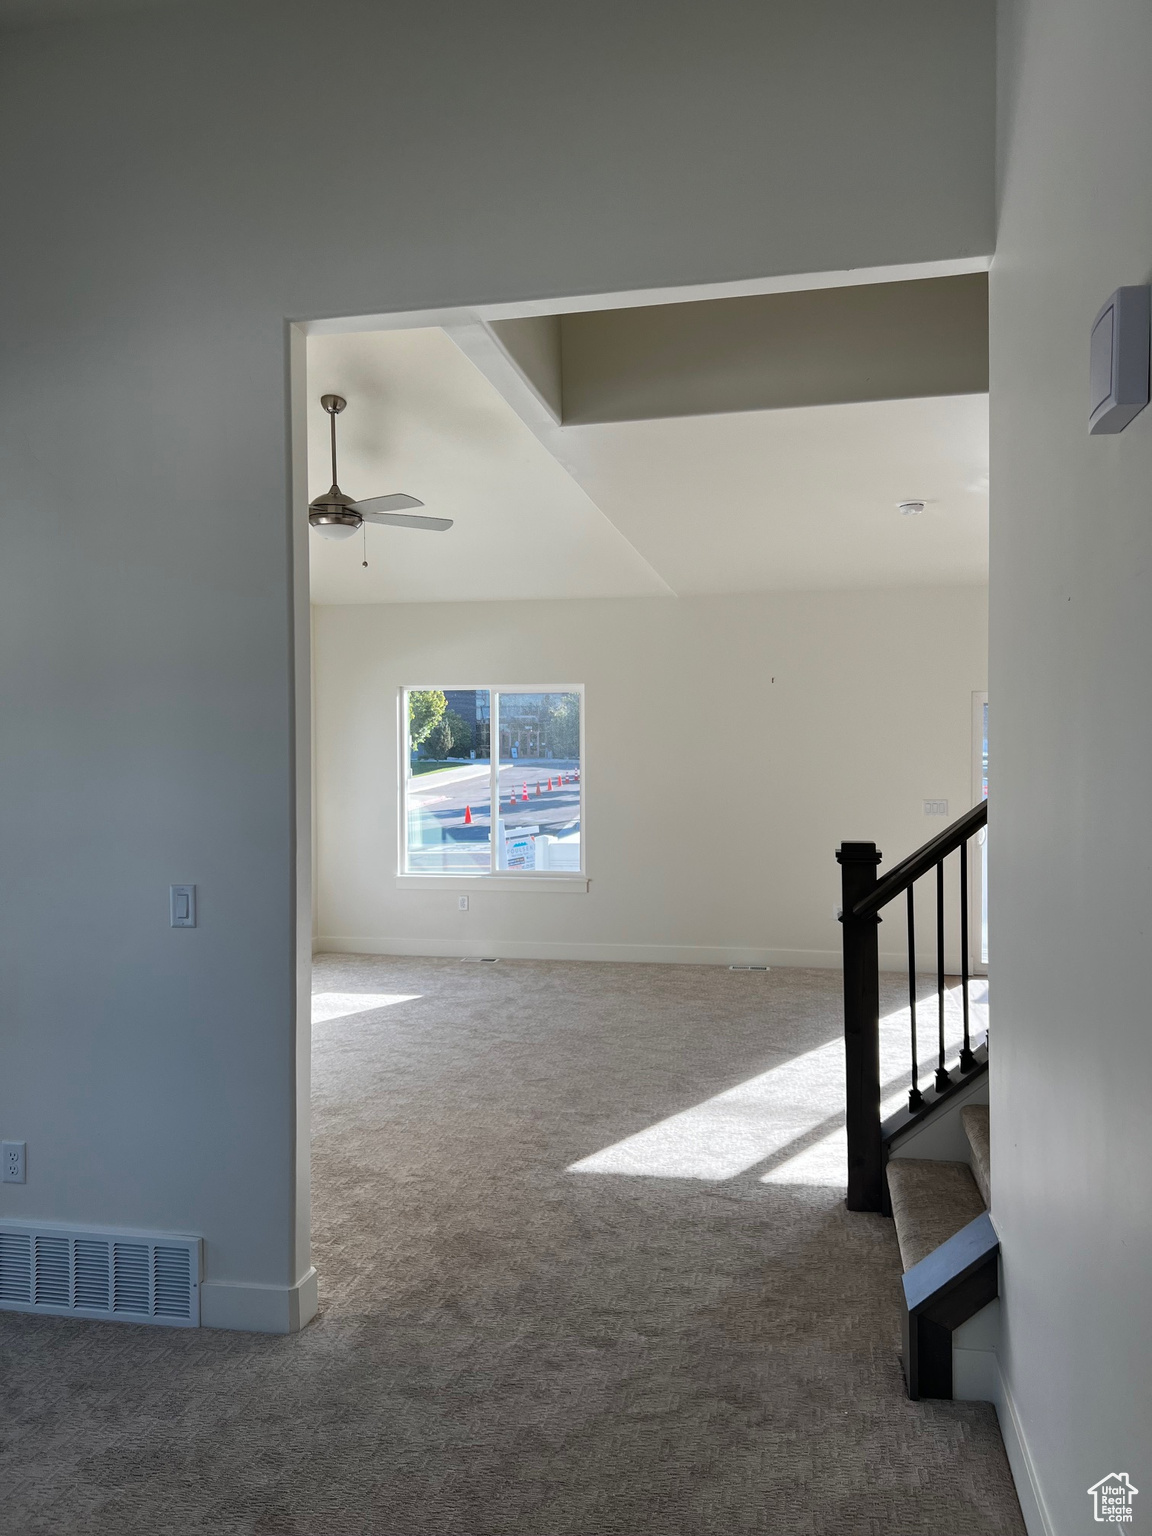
<box><xmin>396</xmin><ymin>684</ymin><xmax>588</xmax><ymax>892</ymax></box>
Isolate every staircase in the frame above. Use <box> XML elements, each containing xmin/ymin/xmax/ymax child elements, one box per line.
<box><xmin>837</xmin><ymin>803</ymin><xmax>996</xmax><ymax>1401</ymax></box>
<box><xmin>887</xmin><ymin>1104</ymin><xmax>996</xmax><ymax>1400</ymax></box>
<box><xmin>888</xmin><ymin>1117</ymin><xmax>986</xmax><ymax>1270</ymax></box>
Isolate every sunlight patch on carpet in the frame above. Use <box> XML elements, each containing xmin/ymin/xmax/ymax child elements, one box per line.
<box><xmin>568</xmin><ymin>980</ymin><xmax>986</xmax><ymax>1184</ymax></box>
<box><xmin>312</xmin><ymin>992</ymin><xmax>422</xmax><ymax>1024</ymax></box>
<box><xmin>567</xmin><ymin>1038</ymin><xmax>845</xmax><ymax>1180</ymax></box>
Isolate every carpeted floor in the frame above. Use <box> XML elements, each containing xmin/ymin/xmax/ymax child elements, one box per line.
<box><xmin>1</xmin><ymin>957</ymin><xmax>1023</xmax><ymax>1535</ymax></box>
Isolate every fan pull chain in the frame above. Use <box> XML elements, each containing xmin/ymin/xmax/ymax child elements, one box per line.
<box><xmin>362</xmin><ymin>522</ymin><xmax>368</xmax><ymax>568</ymax></box>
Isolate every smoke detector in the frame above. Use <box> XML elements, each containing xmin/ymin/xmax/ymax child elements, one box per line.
<box><xmin>898</xmin><ymin>500</ymin><xmax>926</xmax><ymax>516</ymax></box>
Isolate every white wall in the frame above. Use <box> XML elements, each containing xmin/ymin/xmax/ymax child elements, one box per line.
<box><xmin>992</xmin><ymin>1</ymin><xmax>1152</xmax><ymax>1527</ymax></box>
<box><xmin>314</xmin><ymin>589</ymin><xmax>988</xmax><ymax>966</ymax></box>
<box><xmin>0</xmin><ymin>0</ymin><xmax>994</xmax><ymax>1328</ymax></box>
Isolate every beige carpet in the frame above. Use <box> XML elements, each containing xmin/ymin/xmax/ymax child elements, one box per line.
<box><xmin>1</xmin><ymin>957</ymin><xmax>1023</xmax><ymax>1534</ymax></box>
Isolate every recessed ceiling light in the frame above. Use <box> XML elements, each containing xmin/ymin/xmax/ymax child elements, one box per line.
<box><xmin>898</xmin><ymin>500</ymin><xmax>926</xmax><ymax>516</ymax></box>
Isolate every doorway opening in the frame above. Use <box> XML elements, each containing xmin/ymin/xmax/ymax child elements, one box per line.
<box><xmin>293</xmin><ymin>258</ymin><xmax>991</xmax><ymax>1308</ymax></box>
<box><xmin>972</xmin><ymin>689</ymin><xmax>989</xmax><ymax>971</ymax></box>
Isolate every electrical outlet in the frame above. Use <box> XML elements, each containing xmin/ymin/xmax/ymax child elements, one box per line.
<box><xmin>3</xmin><ymin>1141</ymin><xmax>26</xmax><ymax>1184</ymax></box>
<box><xmin>458</xmin><ymin>895</ymin><xmax>469</xmax><ymax>911</ymax></box>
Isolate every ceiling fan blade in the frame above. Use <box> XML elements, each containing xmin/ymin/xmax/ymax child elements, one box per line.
<box><xmin>351</xmin><ymin>493</ymin><xmax>425</xmax><ymax>514</ymax></box>
<box><xmin>358</xmin><ymin>509</ymin><xmax>454</xmax><ymax>531</ymax></box>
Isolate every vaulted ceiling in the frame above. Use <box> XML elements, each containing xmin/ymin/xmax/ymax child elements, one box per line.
<box><xmin>307</xmin><ymin>277</ymin><xmax>988</xmax><ymax>604</ymax></box>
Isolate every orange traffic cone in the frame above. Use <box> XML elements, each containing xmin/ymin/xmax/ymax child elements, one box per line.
<box><xmin>547</xmin><ymin>777</ymin><xmax>553</xmax><ymax>791</ymax></box>
<box><xmin>522</xmin><ymin>783</ymin><xmax>528</xmax><ymax>802</ymax></box>
<box><xmin>536</xmin><ymin>781</ymin><xmax>541</xmax><ymax>796</ymax></box>
<box><xmin>463</xmin><ymin>805</ymin><xmax>472</xmax><ymax>825</ymax></box>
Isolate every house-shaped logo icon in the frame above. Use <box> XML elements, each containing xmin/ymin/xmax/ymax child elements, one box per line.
<box><xmin>1088</xmin><ymin>1473</ymin><xmax>1139</xmax><ymax>1523</ymax></box>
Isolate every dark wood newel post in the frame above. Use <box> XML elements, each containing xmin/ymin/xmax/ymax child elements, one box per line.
<box><xmin>837</xmin><ymin>841</ymin><xmax>884</xmax><ymax>1212</ymax></box>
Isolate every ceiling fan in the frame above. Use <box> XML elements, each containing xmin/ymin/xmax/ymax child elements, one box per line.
<box><xmin>308</xmin><ymin>394</ymin><xmax>453</xmax><ymax>540</ymax></box>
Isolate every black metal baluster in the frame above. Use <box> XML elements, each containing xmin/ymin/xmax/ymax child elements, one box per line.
<box><xmin>958</xmin><ymin>839</ymin><xmax>976</xmax><ymax>1071</ymax></box>
<box><xmin>934</xmin><ymin>858</ymin><xmax>952</xmax><ymax>1091</ymax></box>
<box><xmin>907</xmin><ymin>885</ymin><xmax>924</xmax><ymax>1110</ymax></box>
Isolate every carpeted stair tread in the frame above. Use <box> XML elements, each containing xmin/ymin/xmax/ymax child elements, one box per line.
<box><xmin>886</xmin><ymin>1158</ymin><xmax>987</xmax><ymax>1271</ymax></box>
<box><xmin>961</xmin><ymin>1104</ymin><xmax>991</xmax><ymax>1207</ymax></box>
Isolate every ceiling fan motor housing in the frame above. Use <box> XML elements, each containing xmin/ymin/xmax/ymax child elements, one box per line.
<box><xmin>309</xmin><ymin>483</ymin><xmax>361</xmax><ymax>539</ymax></box>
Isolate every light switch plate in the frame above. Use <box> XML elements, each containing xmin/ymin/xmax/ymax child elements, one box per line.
<box><xmin>1089</xmin><ymin>285</ymin><xmax>1150</xmax><ymax>434</ymax></box>
<box><xmin>170</xmin><ymin>884</ymin><xmax>197</xmax><ymax>927</ymax></box>
<box><xmin>923</xmin><ymin>799</ymin><xmax>949</xmax><ymax>817</ymax></box>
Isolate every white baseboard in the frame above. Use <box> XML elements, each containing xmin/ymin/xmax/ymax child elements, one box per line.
<box><xmin>199</xmin><ymin>1267</ymin><xmax>318</xmax><ymax>1335</ymax></box>
<box><xmin>991</xmin><ymin>1359</ymin><xmax>1055</xmax><ymax>1536</ymax></box>
<box><xmin>947</xmin><ymin>1298</ymin><xmax>1052</xmax><ymax>1535</ymax></box>
<box><xmin>316</xmin><ymin>935</ymin><xmax>852</xmax><ymax>967</ymax></box>
<box><xmin>315</xmin><ymin>936</ymin><xmax>932</xmax><ymax>970</ymax></box>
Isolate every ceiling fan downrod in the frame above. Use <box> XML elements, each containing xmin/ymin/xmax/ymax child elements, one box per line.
<box><xmin>321</xmin><ymin>393</ymin><xmax>346</xmax><ymax>488</ymax></box>
<box><xmin>307</xmin><ymin>393</ymin><xmax>453</xmax><ymax>541</ymax></box>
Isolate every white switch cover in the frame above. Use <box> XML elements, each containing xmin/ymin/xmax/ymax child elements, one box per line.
<box><xmin>458</xmin><ymin>895</ymin><xmax>469</xmax><ymax>911</ymax></box>
<box><xmin>923</xmin><ymin>800</ymin><xmax>949</xmax><ymax>817</ymax></box>
<box><xmin>170</xmin><ymin>884</ymin><xmax>197</xmax><ymax>927</ymax></box>
<box><xmin>3</xmin><ymin>1141</ymin><xmax>26</xmax><ymax>1183</ymax></box>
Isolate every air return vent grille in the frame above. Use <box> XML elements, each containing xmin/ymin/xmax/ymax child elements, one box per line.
<box><xmin>0</xmin><ymin>1232</ymin><xmax>31</xmax><ymax>1303</ymax></box>
<box><xmin>34</xmin><ymin>1236</ymin><xmax>70</xmax><ymax>1307</ymax></box>
<box><xmin>0</xmin><ymin>1224</ymin><xmax>200</xmax><ymax>1326</ymax></box>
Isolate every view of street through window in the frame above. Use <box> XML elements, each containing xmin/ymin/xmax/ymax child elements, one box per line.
<box><xmin>404</xmin><ymin>688</ymin><xmax>581</xmax><ymax>873</ymax></box>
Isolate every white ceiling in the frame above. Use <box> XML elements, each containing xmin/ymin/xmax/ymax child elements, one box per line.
<box><xmin>307</xmin><ymin>325</ymin><xmax>987</xmax><ymax>604</ymax></box>
<box><xmin>307</xmin><ymin>329</ymin><xmax>668</xmax><ymax>605</ymax></box>
<box><xmin>557</xmin><ymin>394</ymin><xmax>989</xmax><ymax>593</ymax></box>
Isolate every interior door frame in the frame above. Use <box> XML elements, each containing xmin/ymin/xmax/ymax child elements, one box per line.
<box><xmin>971</xmin><ymin>690</ymin><xmax>988</xmax><ymax>976</ymax></box>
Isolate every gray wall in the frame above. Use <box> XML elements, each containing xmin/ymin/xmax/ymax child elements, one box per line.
<box><xmin>0</xmin><ymin>0</ymin><xmax>995</xmax><ymax>1321</ymax></box>
<box><xmin>992</xmin><ymin>0</ymin><xmax>1152</xmax><ymax>1524</ymax></box>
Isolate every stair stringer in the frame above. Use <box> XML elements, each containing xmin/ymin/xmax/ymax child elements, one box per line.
<box><xmin>886</xmin><ymin>1069</ymin><xmax>989</xmax><ymax>1165</ymax></box>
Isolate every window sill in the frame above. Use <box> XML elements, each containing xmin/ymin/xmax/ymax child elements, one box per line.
<box><xmin>395</xmin><ymin>874</ymin><xmax>589</xmax><ymax>894</ymax></box>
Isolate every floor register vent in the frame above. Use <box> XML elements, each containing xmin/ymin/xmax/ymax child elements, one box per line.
<box><xmin>0</xmin><ymin>1223</ymin><xmax>201</xmax><ymax>1326</ymax></box>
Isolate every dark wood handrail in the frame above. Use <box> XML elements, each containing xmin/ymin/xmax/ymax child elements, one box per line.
<box><xmin>852</xmin><ymin>800</ymin><xmax>987</xmax><ymax>919</ymax></box>
<box><xmin>838</xmin><ymin>798</ymin><xmax>988</xmax><ymax>1210</ymax></box>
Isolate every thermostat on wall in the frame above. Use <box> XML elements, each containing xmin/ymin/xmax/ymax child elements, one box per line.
<box><xmin>1089</xmin><ymin>285</ymin><xmax>1149</xmax><ymax>434</ymax></box>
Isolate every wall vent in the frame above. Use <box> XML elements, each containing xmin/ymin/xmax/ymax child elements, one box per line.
<box><xmin>0</xmin><ymin>1223</ymin><xmax>201</xmax><ymax>1327</ymax></box>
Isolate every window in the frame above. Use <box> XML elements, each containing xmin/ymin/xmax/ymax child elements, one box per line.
<box><xmin>402</xmin><ymin>687</ymin><xmax>583</xmax><ymax>877</ymax></box>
